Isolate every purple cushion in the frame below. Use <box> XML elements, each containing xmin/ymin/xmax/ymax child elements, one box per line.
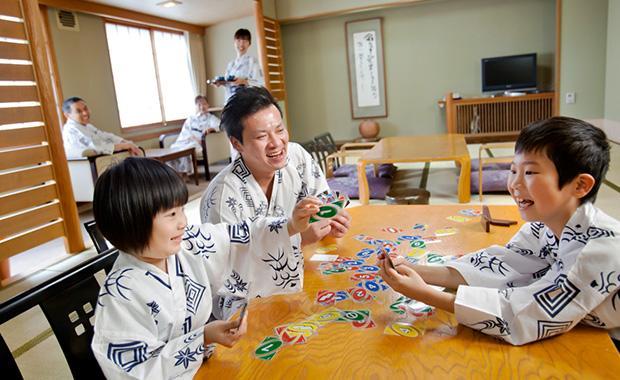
<box><xmin>333</xmin><ymin>163</ymin><xmax>396</xmax><ymax>178</ymax></box>
<box><xmin>327</xmin><ymin>176</ymin><xmax>392</xmax><ymax>199</ymax></box>
<box><xmin>470</xmin><ymin>169</ymin><xmax>510</xmax><ymax>193</ymax></box>
<box><xmin>470</xmin><ymin>158</ymin><xmax>512</xmax><ymax>171</ymax></box>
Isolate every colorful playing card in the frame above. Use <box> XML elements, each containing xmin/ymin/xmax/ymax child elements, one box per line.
<box><xmin>309</xmin><ymin>308</ymin><xmax>342</xmax><ymax>326</ymax></box>
<box><xmin>254</xmin><ymin>336</ymin><xmax>283</xmax><ymax>360</ymax></box>
<box><xmin>350</xmin><ymin>272</ymin><xmax>377</xmax><ymax>281</ymax></box>
<box><xmin>407</xmin><ymin>248</ymin><xmax>426</xmax><ymax>257</ymax></box>
<box><xmin>356</xmin><ymin>248</ymin><xmax>375</xmax><ymax>259</ymax></box>
<box><xmin>347</xmin><ymin>287</ymin><xmax>374</xmax><ymax>303</ymax></box>
<box><xmin>314</xmin><ymin>244</ymin><xmax>338</xmax><ymax>254</ymax></box>
<box><xmin>409</xmin><ymin>240</ymin><xmax>426</xmax><ymax>249</ymax></box>
<box><xmin>398</xmin><ymin>235</ymin><xmax>422</xmax><ymax>242</ymax></box>
<box><xmin>336</xmin><ymin>309</ymin><xmax>371</xmax><ymax>323</ymax></box>
<box><xmin>382</xmin><ymin>227</ymin><xmax>403</xmax><ymax>233</ymax></box>
<box><xmin>316</xmin><ymin>290</ymin><xmax>337</xmax><ymax>306</ymax></box>
<box><xmin>459</xmin><ymin>208</ymin><xmax>482</xmax><ymax>217</ymax></box>
<box><xmin>384</xmin><ymin>321</ymin><xmax>426</xmax><ymax>338</ymax></box>
<box><xmin>447</xmin><ymin>215</ymin><xmax>472</xmax><ymax>223</ymax></box>
<box><xmin>421</xmin><ymin>236</ymin><xmax>442</xmax><ymax>244</ymax></box>
<box><xmin>435</xmin><ymin>227</ymin><xmax>458</xmax><ymax>237</ymax></box>
<box><xmin>412</xmin><ymin>223</ymin><xmax>429</xmax><ymax>231</ymax></box>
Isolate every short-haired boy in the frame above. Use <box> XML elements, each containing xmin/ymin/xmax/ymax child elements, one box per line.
<box><xmin>91</xmin><ymin>158</ymin><xmax>319</xmax><ymax>378</ymax></box>
<box><xmin>379</xmin><ymin>117</ymin><xmax>619</xmax><ymax>345</ymax></box>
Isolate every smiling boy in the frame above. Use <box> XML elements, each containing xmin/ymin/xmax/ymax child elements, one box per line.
<box><xmin>379</xmin><ymin>117</ymin><xmax>620</xmax><ymax>345</ymax></box>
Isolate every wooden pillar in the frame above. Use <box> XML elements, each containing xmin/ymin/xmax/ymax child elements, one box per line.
<box><xmin>554</xmin><ymin>0</ymin><xmax>562</xmax><ymax>116</ymax></box>
<box><xmin>21</xmin><ymin>0</ymin><xmax>85</xmax><ymax>253</ymax></box>
<box><xmin>253</xmin><ymin>0</ymin><xmax>270</xmax><ymax>92</ymax></box>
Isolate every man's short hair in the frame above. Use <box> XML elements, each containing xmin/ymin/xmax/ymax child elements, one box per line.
<box><xmin>234</xmin><ymin>28</ymin><xmax>251</xmax><ymax>43</ymax></box>
<box><xmin>93</xmin><ymin>157</ymin><xmax>188</xmax><ymax>255</ymax></box>
<box><xmin>62</xmin><ymin>97</ymin><xmax>84</xmax><ymax>114</ymax></box>
<box><xmin>516</xmin><ymin>116</ymin><xmax>610</xmax><ymax>203</ymax></box>
<box><xmin>195</xmin><ymin>95</ymin><xmax>207</xmax><ymax>104</ymax></box>
<box><xmin>221</xmin><ymin>86</ymin><xmax>282</xmax><ymax>143</ymax></box>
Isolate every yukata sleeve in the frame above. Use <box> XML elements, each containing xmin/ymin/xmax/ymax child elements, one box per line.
<box><xmin>185</xmin><ymin>217</ymin><xmax>302</xmax><ymax>300</ymax></box>
<box><xmin>63</xmin><ymin>126</ymin><xmax>104</xmax><ymax>158</ymax></box>
<box><xmin>450</xmin><ymin>232</ymin><xmax>620</xmax><ymax>345</ymax></box>
<box><xmin>247</xmin><ymin>57</ymin><xmax>265</xmax><ymax>87</ymax></box>
<box><xmin>92</xmin><ymin>274</ymin><xmax>206</xmax><ymax>378</ymax></box>
<box><xmin>200</xmin><ymin>182</ymin><xmax>243</xmax><ymax>224</ymax></box>
<box><xmin>208</xmin><ymin>114</ymin><xmax>221</xmax><ymax>131</ymax></box>
<box><xmin>446</xmin><ymin>222</ymin><xmax>552</xmax><ymax>288</ymax></box>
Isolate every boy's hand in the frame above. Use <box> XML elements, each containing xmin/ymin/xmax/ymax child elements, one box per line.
<box><xmin>378</xmin><ymin>256</ymin><xmax>432</xmax><ymax>300</ymax></box>
<box><xmin>203</xmin><ymin>318</ymin><xmax>246</xmax><ymax>348</ymax></box>
<box><xmin>288</xmin><ymin>197</ymin><xmax>321</xmax><ymax>236</ymax></box>
<box><xmin>328</xmin><ymin>209</ymin><xmax>351</xmax><ymax>238</ymax></box>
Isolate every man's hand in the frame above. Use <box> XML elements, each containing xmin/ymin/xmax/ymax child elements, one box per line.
<box><xmin>114</xmin><ymin>142</ymin><xmax>142</xmax><ymax>156</ymax></box>
<box><xmin>287</xmin><ymin>197</ymin><xmax>321</xmax><ymax>236</ymax></box>
<box><xmin>203</xmin><ymin>317</ymin><xmax>247</xmax><ymax>348</ymax></box>
<box><xmin>232</xmin><ymin>78</ymin><xmax>249</xmax><ymax>86</ymax></box>
<box><xmin>300</xmin><ymin>219</ymin><xmax>331</xmax><ymax>246</ymax></box>
<box><xmin>328</xmin><ymin>209</ymin><xmax>351</xmax><ymax>238</ymax></box>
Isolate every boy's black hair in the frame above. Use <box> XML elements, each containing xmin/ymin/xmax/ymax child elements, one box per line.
<box><xmin>194</xmin><ymin>95</ymin><xmax>207</xmax><ymax>104</ymax></box>
<box><xmin>221</xmin><ymin>86</ymin><xmax>282</xmax><ymax>143</ymax></box>
<box><xmin>62</xmin><ymin>96</ymin><xmax>84</xmax><ymax>113</ymax></box>
<box><xmin>515</xmin><ymin>116</ymin><xmax>610</xmax><ymax>203</ymax></box>
<box><xmin>93</xmin><ymin>157</ymin><xmax>188</xmax><ymax>255</ymax></box>
<box><xmin>234</xmin><ymin>28</ymin><xmax>251</xmax><ymax>43</ymax></box>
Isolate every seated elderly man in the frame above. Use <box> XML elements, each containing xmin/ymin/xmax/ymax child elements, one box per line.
<box><xmin>200</xmin><ymin>86</ymin><xmax>351</xmax><ymax>246</ymax></box>
<box><xmin>61</xmin><ymin>97</ymin><xmax>141</xmax><ymax>159</ymax></box>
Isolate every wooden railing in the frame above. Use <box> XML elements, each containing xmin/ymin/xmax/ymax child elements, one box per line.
<box><xmin>0</xmin><ymin>0</ymin><xmax>84</xmax><ymax>282</ymax></box>
<box><xmin>443</xmin><ymin>92</ymin><xmax>555</xmax><ymax>142</ymax></box>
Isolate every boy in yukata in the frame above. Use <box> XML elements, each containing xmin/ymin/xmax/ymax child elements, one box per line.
<box><xmin>91</xmin><ymin>157</ymin><xmax>320</xmax><ymax>378</ymax></box>
<box><xmin>379</xmin><ymin>117</ymin><xmax>620</xmax><ymax>346</ymax></box>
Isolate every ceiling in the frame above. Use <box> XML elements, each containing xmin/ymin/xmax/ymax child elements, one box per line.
<box><xmin>87</xmin><ymin>0</ymin><xmax>254</xmax><ymax>26</ymax></box>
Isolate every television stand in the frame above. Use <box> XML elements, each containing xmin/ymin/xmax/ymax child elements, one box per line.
<box><xmin>442</xmin><ymin>92</ymin><xmax>556</xmax><ymax>143</ymax></box>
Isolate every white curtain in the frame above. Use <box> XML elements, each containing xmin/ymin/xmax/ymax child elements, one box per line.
<box><xmin>105</xmin><ymin>23</ymin><xmax>161</xmax><ymax>128</ymax></box>
<box><xmin>153</xmin><ymin>31</ymin><xmax>194</xmax><ymax>121</ymax></box>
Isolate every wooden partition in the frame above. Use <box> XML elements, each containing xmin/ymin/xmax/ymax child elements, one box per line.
<box><xmin>0</xmin><ymin>0</ymin><xmax>84</xmax><ymax>281</ymax></box>
<box><xmin>254</xmin><ymin>0</ymin><xmax>289</xmax><ymax>124</ymax></box>
<box><xmin>444</xmin><ymin>92</ymin><xmax>555</xmax><ymax>142</ymax></box>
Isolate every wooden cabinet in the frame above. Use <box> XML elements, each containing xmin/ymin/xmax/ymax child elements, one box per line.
<box><xmin>443</xmin><ymin>92</ymin><xmax>556</xmax><ymax>143</ymax></box>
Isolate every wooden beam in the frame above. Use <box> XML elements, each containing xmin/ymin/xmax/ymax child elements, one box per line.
<box><xmin>0</xmin><ymin>85</ymin><xmax>38</xmax><ymax>103</ymax></box>
<box><xmin>0</xmin><ymin>182</ymin><xmax>58</xmax><ymax>216</ymax></box>
<box><xmin>278</xmin><ymin>0</ymin><xmax>428</xmax><ymax>24</ymax></box>
<box><xmin>0</xmin><ymin>220</ymin><xmax>64</xmax><ymax>261</ymax></box>
<box><xmin>0</xmin><ymin>41</ymin><xmax>31</xmax><ymax>60</ymax></box>
<box><xmin>39</xmin><ymin>0</ymin><xmax>205</xmax><ymax>34</ymax></box>
<box><xmin>554</xmin><ymin>0</ymin><xmax>562</xmax><ymax>115</ymax></box>
<box><xmin>254</xmin><ymin>0</ymin><xmax>270</xmax><ymax>92</ymax></box>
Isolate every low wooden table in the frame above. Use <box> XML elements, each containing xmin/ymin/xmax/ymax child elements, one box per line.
<box><xmin>357</xmin><ymin>135</ymin><xmax>471</xmax><ymax>204</ymax></box>
<box><xmin>196</xmin><ymin>205</ymin><xmax>620</xmax><ymax>378</ymax></box>
<box><xmin>145</xmin><ymin>147</ymin><xmax>199</xmax><ymax>185</ymax></box>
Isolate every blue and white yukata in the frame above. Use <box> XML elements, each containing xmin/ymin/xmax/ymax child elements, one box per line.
<box><xmin>446</xmin><ymin>202</ymin><xmax>620</xmax><ymax>345</ymax></box>
<box><xmin>62</xmin><ymin>119</ymin><xmax>129</xmax><ymax>159</ymax></box>
<box><xmin>223</xmin><ymin>54</ymin><xmax>264</xmax><ymax>102</ymax></box>
<box><xmin>199</xmin><ymin>142</ymin><xmax>329</xmax><ymax>318</ymax></box>
<box><xmin>92</xmin><ymin>218</ymin><xmax>302</xmax><ymax>378</ymax></box>
<box><xmin>169</xmin><ymin>112</ymin><xmax>221</xmax><ymax>174</ymax></box>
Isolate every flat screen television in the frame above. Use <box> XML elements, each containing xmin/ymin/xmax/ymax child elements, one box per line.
<box><xmin>481</xmin><ymin>53</ymin><xmax>537</xmax><ymax>93</ymax></box>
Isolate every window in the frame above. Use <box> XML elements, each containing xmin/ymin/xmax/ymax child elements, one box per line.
<box><xmin>104</xmin><ymin>22</ymin><xmax>194</xmax><ymax>128</ymax></box>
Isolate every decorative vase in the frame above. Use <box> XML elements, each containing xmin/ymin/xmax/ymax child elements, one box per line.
<box><xmin>358</xmin><ymin>119</ymin><xmax>380</xmax><ymax>140</ymax></box>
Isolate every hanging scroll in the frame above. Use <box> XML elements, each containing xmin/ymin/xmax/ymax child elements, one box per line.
<box><xmin>345</xmin><ymin>18</ymin><xmax>387</xmax><ymax>119</ymax></box>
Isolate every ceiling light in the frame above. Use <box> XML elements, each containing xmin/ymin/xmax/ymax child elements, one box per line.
<box><xmin>157</xmin><ymin>0</ymin><xmax>182</xmax><ymax>8</ymax></box>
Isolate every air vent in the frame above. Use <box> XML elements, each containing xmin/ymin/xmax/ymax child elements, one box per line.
<box><xmin>56</xmin><ymin>10</ymin><xmax>79</xmax><ymax>32</ymax></box>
